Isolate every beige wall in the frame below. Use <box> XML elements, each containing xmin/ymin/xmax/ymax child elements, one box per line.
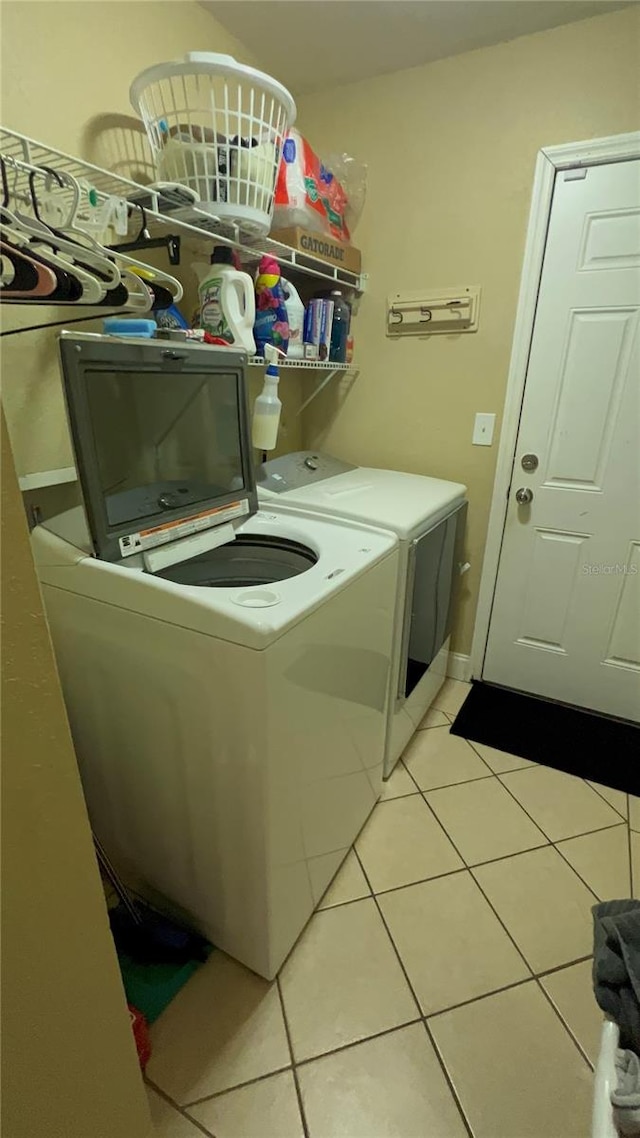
<box><xmin>297</xmin><ymin>7</ymin><xmax>640</xmax><ymax>654</ymax></box>
<box><xmin>0</xmin><ymin>0</ymin><xmax>303</xmax><ymax>478</ymax></box>
<box><xmin>0</xmin><ymin>7</ymin><xmax>259</xmax><ymax>1130</ymax></box>
<box><xmin>1</xmin><ymin>412</ymin><xmax>153</xmax><ymax>1138</ymax></box>
<box><xmin>0</xmin><ymin>0</ymin><xmax>258</xmax><ymax>158</ymax></box>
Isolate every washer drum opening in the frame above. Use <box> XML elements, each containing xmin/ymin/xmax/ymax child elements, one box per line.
<box><xmin>156</xmin><ymin>534</ymin><xmax>318</xmax><ymax>587</ymax></box>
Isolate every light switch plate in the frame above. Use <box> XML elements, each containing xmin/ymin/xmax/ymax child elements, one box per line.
<box><xmin>472</xmin><ymin>413</ymin><xmax>495</xmax><ymax>446</ymax></box>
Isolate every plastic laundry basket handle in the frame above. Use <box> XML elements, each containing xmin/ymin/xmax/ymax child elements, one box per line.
<box><xmin>184</xmin><ymin>52</ymin><xmax>236</xmax><ymax>66</ymax></box>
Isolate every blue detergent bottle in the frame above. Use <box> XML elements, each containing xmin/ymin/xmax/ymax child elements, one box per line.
<box><xmin>253</xmin><ymin>256</ymin><xmax>289</xmax><ymax>357</ymax></box>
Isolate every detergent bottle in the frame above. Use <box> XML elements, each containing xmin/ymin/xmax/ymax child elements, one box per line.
<box><xmin>253</xmin><ymin>256</ymin><xmax>289</xmax><ymax>357</ymax></box>
<box><xmin>194</xmin><ymin>246</ymin><xmax>256</xmax><ymax>352</ymax></box>
<box><xmin>282</xmin><ymin>277</ymin><xmax>305</xmax><ymax>360</ymax></box>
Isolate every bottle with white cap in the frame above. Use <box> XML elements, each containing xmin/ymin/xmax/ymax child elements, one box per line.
<box><xmin>281</xmin><ymin>277</ymin><xmax>305</xmax><ymax>360</ymax></box>
<box><xmin>251</xmin><ymin>344</ymin><xmax>283</xmax><ymax>451</ymax></box>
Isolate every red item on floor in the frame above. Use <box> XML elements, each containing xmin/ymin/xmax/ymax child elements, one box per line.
<box><xmin>128</xmin><ymin>1004</ymin><xmax>152</xmax><ymax>1070</ymax></box>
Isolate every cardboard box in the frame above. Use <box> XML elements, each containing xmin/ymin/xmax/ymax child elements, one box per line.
<box><xmin>270</xmin><ymin>227</ymin><xmax>362</xmax><ymax>276</ymax></box>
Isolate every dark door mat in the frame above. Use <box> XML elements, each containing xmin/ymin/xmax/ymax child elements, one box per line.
<box><xmin>450</xmin><ymin>681</ymin><xmax>640</xmax><ymax>796</ymax></box>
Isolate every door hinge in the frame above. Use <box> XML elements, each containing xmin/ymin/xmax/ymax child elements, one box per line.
<box><xmin>564</xmin><ymin>167</ymin><xmax>588</xmax><ymax>181</ymax></box>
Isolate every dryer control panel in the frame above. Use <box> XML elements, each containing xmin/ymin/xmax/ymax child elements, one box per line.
<box><xmin>257</xmin><ymin>451</ymin><xmax>356</xmax><ymax>494</ymax></box>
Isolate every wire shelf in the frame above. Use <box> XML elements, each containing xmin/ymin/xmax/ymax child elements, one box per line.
<box><xmin>0</xmin><ymin>127</ymin><xmax>365</xmax><ymax>293</ymax></box>
<box><xmin>248</xmin><ymin>357</ymin><xmax>351</xmax><ymax>370</ymax></box>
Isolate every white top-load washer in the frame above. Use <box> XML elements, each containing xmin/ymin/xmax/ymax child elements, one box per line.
<box><xmin>258</xmin><ymin>452</ymin><xmax>467</xmax><ymax>777</ymax></box>
<box><xmin>32</xmin><ymin>335</ymin><xmax>399</xmax><ymax>979</ymax></box>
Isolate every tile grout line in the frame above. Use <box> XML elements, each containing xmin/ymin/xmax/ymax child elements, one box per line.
<box><xmin>489</xmin><ymin>770</ymin><xmax>619</xmax><ymax>902</ymax></box>
<box><xmin>415</xmin><ymin>718</ymin><xmax>451</xmax><ymax>733</ymax></box>
<box><xmin>481</xmin><ymin>774</ymin><xmax>557</xmax><ymax>848</ymax></box>
<box><xmin>144</xmin><ymin>1078</ymin><xmax>217</xmax><ymax>1137</ymax></box>
<box><xmin>423</xmin><ymin>975</ymin><xmax>534</xmax><ymax>1021</ymax></box>
<box><xmin>406</xmin><ymin>770</ymin><xmax>497</xmax><ymax>795</ymax></box>
<box><xmin>149</xmin><ymin>946</ymin><xmax>599</xmax><ymax>1115</ymax></box>
<box><xmin>551</xmin><ymin>841</ymin><xmax>606</xmax><ymax>903</ymax></box>
<box><xmin>465</xmin><ymin>735</ymin><xmax>532</xmax><ymax>774</ymax></box>
<box><xmin>465</xmin><ymin>738</ymin><xmax>633</xmax><ymax>826</ymax></box>
<box><xmin>553</xmin><ymin>820</ymin><xmax>629</xmax><ymax>846</ymax></box>
<box><xmin>399</xmin><ymin>755</ymin><xmax>423</xmax><ymax>794</ymax></box>
<box><xmin>145</xmin><ymin>822</ymin><xmax>620</xmax><ymax>1115</ymax></box>
<box><xmin>323</xmin><ymin>864</ymin><xmax>469</xmax><ymax>909</ymax></box>
<box><xmin>478</xmin><ymin>763</ymin><xmax>624</xmax><ymax>883</ymax></box>
<box><xmin>284</xmin><ymin>951</ymin><xmax>599</xmax><ymax>1070</ymax></box>
<box><xmin>400</xmin><ymin>748</ymin><xmax>612</xmax><ymax>1069</ymax></box>
<box><xmin>353</xmin><ymin>848</ymin><xmax>475</xmax><ymax>1138</ymax></box>
<box><xmin>325</xmin><ymin>883</ymin><xmax>596</xmax><ymax>1020</ymax></box>
<box><xmin>149</xmin><ymin>717</ymin><xmax>624</xmax><ymax>1123</ymax></box>
<box><xmin>411</xmin><ymin>790</ymin><xmax>536</xmax><ymax>977</ymax></box>
<box><xmin>361</xmin><ymin>811</ymin><xmax>629</xmax><ymax>904</ymax></box>
<box><xmin>535</xmin><ymin>976</ymin><xmax>595</xmax><ymax>1072</ymax></box>
<box><xmin>586</xmin><ymin>780</ymin><xmax>629</xmax><ymax>823</ymax></box>
<box><xmin>275</xmin><ymin>977</ymin><xmax>310</xmax><ymax>1138</ymax></box>
<box><xmin>334</xmin><ymin>821</ymin><xmax>618</xmax><ymax>911</ymax></box>
<box><xmin>419</xmin><ymin>1020</ymin><xmax>473</xmax><ymax>1138</ymax></box>
<box><xmin>380</xmin><ymin>789</ymin><xmax>421</xmax><ymax>803</ymax></box>
<box><xmin>352</xmin><ymin>855</ymin><xmax>422</xmax><ymax>1023</ymax></box>
<box><xmin>404</xmin><ymin>724</ymin><xmax>497</xmax><ymax>789</ymax></box>
<box><xmin>407</xmin><ymin>782</ymin><xmax>563</xmax><ymax>990</ymax></box>
<box><xmin>470</xmin><ymin>854</ymin><xmax>593</xmax><ymax>980</ymax></box>
<box><xmin>414</xmin><ymin>953</ymin><xmax>597</xmax><ymax>1015</ymax></box>
<box><xmin>495</xmin><ymin>767</ymin><xmax>624</xmax><ymax>836</ymax></box>
<box><xmin>456</xmin><ymin>736</ymin><xmax>497</xmax><ymax>779</ymax></box>
<box><xmin>179</xmin><ymin>1064</ymin><xmax>293</xmax><ymax>1111</ymax></box>
<box><xmin>536</xmin><ymin>953</ymin><xmax>593</xmax><ymax>979</ymax></box>
<box><xmin>292</xmin><ymin>1015</ymin><xmax>424</xmax><ymax>1070</ymax></box>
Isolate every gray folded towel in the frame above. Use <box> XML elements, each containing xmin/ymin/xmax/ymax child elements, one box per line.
<box><xmin>613</xmin><ymin>1049</ymin><xmax>640</xmax><ymax>1136</ymax></box>
<box><xmin>593</xmin><ymin>901</ymin><xmax>640</xmax><ymax>1053</ymax></box>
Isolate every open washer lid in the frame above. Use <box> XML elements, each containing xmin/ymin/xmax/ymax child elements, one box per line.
<box><xmin>259</xmin><ymin>452</ymin><xmax>467</xmax><ymax>539</ymax></box>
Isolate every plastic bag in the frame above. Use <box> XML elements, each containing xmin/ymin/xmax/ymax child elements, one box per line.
<box><xmin>274</xmin><ymin>130</ymin><xmax>351</xmax><ymax>242</ymax></box>
<box><xmin>322</xmin><ymin>152</ymin><xmax>367</xmax><ymax>237</ymax></box>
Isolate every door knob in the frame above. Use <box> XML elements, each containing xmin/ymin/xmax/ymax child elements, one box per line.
<box><xmin>515</xmin><ymin>487</ymin><xmax>533</xmax><ymax>505</ymax></box>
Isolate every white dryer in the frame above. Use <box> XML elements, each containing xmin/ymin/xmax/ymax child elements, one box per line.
<box><xmin>32</xmin><ymin>336</ymin><xmax>398</xmax><ymax>979</ymax></box>
<box><xmin>259</xmin><ymin>452</ymin><xmax>467</xmax><ymax>778</ymax></box>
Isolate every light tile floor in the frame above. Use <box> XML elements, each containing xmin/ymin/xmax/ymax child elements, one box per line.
<box><xmin>146</xmin><ymin>680</ymin><xmax>639</xmax><ymax>1138</ymax></box>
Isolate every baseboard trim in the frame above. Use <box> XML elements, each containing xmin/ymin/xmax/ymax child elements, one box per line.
<box><xmin>447</xmin><ymin>652</ymin><xmax>472</xmax><ymax>682</ymax></box>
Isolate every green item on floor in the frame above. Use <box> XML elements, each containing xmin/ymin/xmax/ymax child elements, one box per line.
<box><xmin>117</xmin><ymin>949</ymin><xmax>212</xmax><ymax>1025</ymax></box>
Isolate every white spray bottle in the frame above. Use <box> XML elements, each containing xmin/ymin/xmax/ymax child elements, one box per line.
<box><xmin>252</xmin><ymin>344</ymin><xmax>283</xmax><ymax>451</ymax></box>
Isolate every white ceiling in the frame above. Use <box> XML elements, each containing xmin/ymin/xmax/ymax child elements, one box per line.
<box><xmin>202</xmin><ymin>0</ymin><xmax>632</xmax><ymax>95</ymax></box>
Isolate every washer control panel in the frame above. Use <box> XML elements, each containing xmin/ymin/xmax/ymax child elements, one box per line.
<box><xmin>257</xmin><ymin>451</ymin><xmax>356</xmax><ymax>494</ymax></box>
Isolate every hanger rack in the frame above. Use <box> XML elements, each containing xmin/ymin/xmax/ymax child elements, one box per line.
<box><xmin>0</xmin><ymin>146</ymin><xmax>184</xmax><ymax>314</ymax></box>
<box><xmin>0</xmin><ymin>127</ymin><xmax>366</xmax><ymax>293</ymax></box>
<box><xmin>110</xmin><ymin>230</ymin><xmax>181</xmax><ymax>265</ymax></box>
<box><xmin>110</xmin><ymin>204</ymin><xmax>181</xmax><ymax>265</ymax></box>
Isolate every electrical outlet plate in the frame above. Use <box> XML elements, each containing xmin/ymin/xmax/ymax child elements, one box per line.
<box><xmin>387</xmin><ymin>285</ymin><xmax>481</xmax><ymax>336</ymax></box>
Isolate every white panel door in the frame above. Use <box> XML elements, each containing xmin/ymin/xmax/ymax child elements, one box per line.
<box><xmin>484</xmin><ymin>159</ymin><xmax>640</xmax><ymax>721</ymax></box>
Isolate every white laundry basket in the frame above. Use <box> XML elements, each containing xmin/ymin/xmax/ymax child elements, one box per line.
<box><xmin>130</xmin><ymin>53</ymin><xmax>296</xmax><ymax>237</ymax></box>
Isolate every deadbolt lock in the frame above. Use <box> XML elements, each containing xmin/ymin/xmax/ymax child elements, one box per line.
<box><xmin>521</xmin><ymin>453</ymin><xmax>539</xmax><ymax>472</ymax></box>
